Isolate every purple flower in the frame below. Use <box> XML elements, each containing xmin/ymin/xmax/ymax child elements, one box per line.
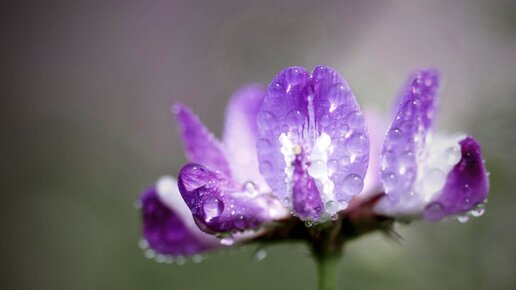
<box><xmin>139</xmin><ymin>65</ymin><xmax>489</xmax><ymax>259</ymax></box>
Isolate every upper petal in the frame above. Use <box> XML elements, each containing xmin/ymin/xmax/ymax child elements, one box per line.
<box><xmin>222</xmin><ymin>84</ymin><xmax>268</xmax><ymax>187</ymax></box>
<box><xmin>424</xmin><ymin>137</ymin><xmax>489</xmax><ymax>221</ymax></box>
<box><xmin>380</xmin><ymin>69</ymin><xmax>440</xmax><ymax>201</ymax></box>
<box><xmin>173</xmin><ymin>104</ymin><xmax>232</xmax><ymax>177</ymax></box>
<box><xmin>256</xmin><ymin>66</ymin><xmax>369</xmax><ymax>220</ymax></box>
<box><xmin>140</xmin><ymin>177</ymin><xmax>219</xmax><ymax>257</ymax></box>
<box><xmin>177</xmin><ymin>163</ymin><xmax>288</xmax><ymax>233</ymax></box>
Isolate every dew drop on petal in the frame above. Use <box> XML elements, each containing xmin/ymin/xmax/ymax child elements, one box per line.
<box><xmin>425</xmin><ymin>202</ymin><xmax>445</xmax><ymax>221</ymax></box>
<box><xmin>325</xmin><ymin>200</ymin><xmax>338</xmax><ymax>215</ymax></box>
<box><xmin>342</xmin><ymin>174</ymin><xmax>364</xmax><ymax>196</ymax></box>
<box><xmin>286</xmin><ymin>67</ymin><xmax>304</xmax><ymax>85</ymax></box>
<box><xmin>346</xmin><ymin>110</ymin><xmax>364</xmax><ymax>129</ymax></box>
<box><xmin>203</xmin><ymin>197</ymin><xmax>224</xmax><ymax>222</ymax></box>
<box><xmin>256</xmin><ymin>138</ymin><xmax>272</xmax><ymax>151</ymax></box>
<box><xmin>347</xmin><ymin>133</ymin><xmax>369</xmax><ymax>156</ymax></box>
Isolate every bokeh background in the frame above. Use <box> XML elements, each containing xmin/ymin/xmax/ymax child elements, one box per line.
<box><xmin>2</xmin><ymin>0</ymin><xmax>516</xmax><ymax>289</ymax></box>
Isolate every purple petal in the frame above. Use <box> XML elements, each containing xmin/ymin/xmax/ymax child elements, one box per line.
<box><xmin>380</xmin><ymin>69</ymin><xmax>440</xmax><ymax>201</ymax></box>
<box><xmin>141</xmin><ymin>186</ymin><xmax>217</xmax><ymax>256</ymax></box>
<box><xmin>173</xmin><ymin>104</ymin><xmax>232</xmax><ymax>177</ymax></box>
<box><xmin>256</xmin><ymin>65</ymin><xmax>369</xmax><ymax>220</ymax></box>
<box><xmin>424</xmin><ymin>137</ymin><xmax>489</xmax><ymax>221</ymax></box>
<box><xmin>178</xmin><ymin>163</ymin><xmax>287</xmax><ymax>233</ymax></box>
<box><xmin>222</xmin><ymin>84</ymin><xmax>268</xmax><ymax>187</ymax></box>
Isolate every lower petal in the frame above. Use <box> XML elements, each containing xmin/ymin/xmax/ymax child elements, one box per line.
<box><xmin>140</xmin><ymin>185</ymin><xmax>218</xmax><ymax>257</ymax></box>
<box><xmin>178</xmin><ymin>163</ymin><xmax>288</xmax><ymax>233</ymax></box>
<box><xmin>424</xmin><ymin>137</ymin><xmax>489</xmax><ymax>221</ymax></box>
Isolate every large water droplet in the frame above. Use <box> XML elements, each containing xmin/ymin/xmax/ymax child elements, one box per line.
<box><xmin>388</xmin><ymin>128</ymin><xmax>403</xmax><ymax>143</ymax></box>
<box><xmin>203</xmin><ymin>197</ymin><xmax>224</xmax><ymax>222</ymax></box>
<box><xmin>342</xmin><ymin>174</ymin><xmax>363</xmax><ymax>196</ymax></box>
<box><xmin>347</xmin><ymin>133</ymin><xmax>369</xmax><ymax>156</ymax></box>
<box><xmin>234</xmin><ymin>215</ymin><xmax>247</xmax><ymax>230</ymax></box>
<box><xmin>325</xmin><ymin>200</ymin><xmax>338</xmax><ymax>215</ymax></box>
<box><xmin>269</xmin><ymin>82</ymin><xmax>284</xmax><ymax>97</ymax></box>
<box><xmin>346</xmin><ymin>111</ymin><xmax>364</xmax><ymax>129</ymax></box>
<box><xmin>286</xmin><ymin>67</ymin><xmax>304</xmax><ymax>85</ymax></box>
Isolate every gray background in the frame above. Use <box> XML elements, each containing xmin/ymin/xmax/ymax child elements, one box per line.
<box><xmin>2</xmin><ymin>0</ymin><xmax>516</xmax><ymax>289</ymax></box>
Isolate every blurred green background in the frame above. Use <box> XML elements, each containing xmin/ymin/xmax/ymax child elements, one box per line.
<box><xmin>2</xmin><ymin>0</ymin><xmax>516</xmax><ymax>289</ymax></box>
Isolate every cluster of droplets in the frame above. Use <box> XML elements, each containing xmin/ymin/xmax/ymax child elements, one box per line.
<box><xmin>456</xmin><ymin>201</ymin><xmax>487</xmax><ymax>223</ymax></box>
<box><xmin>138</xmin><ymin>239</ymin><xmax>207</xmax><ymax>265</ymax></box>
<box><xmin>380</xmin><ymin>71</ymin><xmax>442</xmax><ymax>206</ymax></box>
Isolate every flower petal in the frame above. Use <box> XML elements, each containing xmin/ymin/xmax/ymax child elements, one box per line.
<box><xmin>424</xmin><ymin>137</ymin><xmax>489</xmax><ymax>221</ymax></box>
<box><xmin>380</xmin><ymin>69</ymin><xmax>440</xmax><ymax>201</ymax></box>
<box><xmin>173</xmin><ymin>104</ymin><xmax>232</xmax><ymax>177</ymax></box>
<box><xmin>292</xmin><ymin>155</ymin><xmax>324</xmax><ymax>220</ymax></box>
<box><xmin>257</xmin><ymin>65</ymin><xmax>369</xmax><ymax>220</ymax></box>
<box><xmin>222</xmin><ymin>84</ymin><xmax>268</xmax><ymax>187</ymax></box>
<box><xmin>140</xmin><ymin>180</ymin><xmax>218</xmax><ymax>256</ymax></box>
<box><xmin>178</xmin><ymin>163</ymin><xmax>288</xmax><ymax>233</ymax></box>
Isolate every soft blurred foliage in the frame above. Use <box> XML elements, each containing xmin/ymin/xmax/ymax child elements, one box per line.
<box><xmin>2</xmin><ymin>0</ymin><xmax>516</xmax><ymax>289</ymax></box>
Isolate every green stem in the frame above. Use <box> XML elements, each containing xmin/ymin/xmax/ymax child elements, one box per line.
<box><xmin>316</xmin><ymin>254</ymin><xmax>341</xmax><ymax>290</ymax></box>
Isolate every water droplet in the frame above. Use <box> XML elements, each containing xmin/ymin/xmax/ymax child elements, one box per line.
<box><xmin>234</xmin><ymin>215</ymin><xmax>247</xmax><ymax>230</ymax></box>
<box><xmin>286</xmin><ymin>67</ymin><xmax>304</xmax><ymax>85</ymax></box>
<box><xmin>220</xmin><ymin>236</ymin><xmax>235</xmax><ymax>246</ymax></box>
<box><xmin>243</xmin><ymin>181</ymin><xmax>256</xmax><ymax>193</ymax></box>
<box><xmin>337</xmin><ymin>200</ymin><xmax>349</xmax><ymax>210</ymax></box>
<box><xmin>257</xmin><ymin>111</ymin><xmax>277</xmax><ymax>129</ymax></box>
<box><xmin>328</xmin><ymin>83</ymin><xmax>349</xmax><ymax>107</ymax></box>
<box><xmin>155</xmin><ymin>254</ymin><xmax>167</xmax><ymax>263</ymax></box>
<box><xmin>175</xmin><ymin>256</ymin><xmax>186</xmax><ymax>265</ymax></box>
<box><xmin>304</xmin><ymin>220</ymin><xmax>315</xmax><ymax>227</ymax></box>
<box><xmin>269</xmin><ymin>82</ymin><xmax>284</xmax><ymax>96</ymax></box>
<box><xmin>457</xmin><ymin>215</ymin><xmax>469</xmax><ymax>223</ymax></box>
<box><xmin>388</xmin><ymin>128</ymin><xmax>403</xmax><ymax>143</ymax></box>
<box><xmin>144</xmin><ymin>249</ymin><xmax>156</xmax><ymax>259</ymax></box>
<box><xmin>424</xmin><ymin>202</ymin><xmax>444</xmax><ymax>221</ymax></box>
<box><xmin>342</xmin><ymin>174</ymin><xmax>363</xmax><ymax>196</ymax></box>
<box><xmin>346</xmin><ymin>111</ymin><xmax>364</xmax><ymax>128</ymax></box>
<box><xmin>325</xmin><ymin>201</ymin><xmax>338</xmax><ymax>215</ymax></box>
<box><xmin>312</xmin><ymin>65</ymin><xmax>328</xmax><ymax>80</ymax></box>
<box><xmin>138</xmin><ymin>239</ymin><xmax>149</xmax><ymax>249</ymax></box>
<box><xmin>347</xmin><ymin>133</ymin><xmax>369</xmax><ymax>156</ymax></box>
<box><xmin>444</xmin><ymin>146</ymin><xmax>461</xmax><ymax>166</ymax></box>
<box><xmin>308</xmin><ymin>160</ymin><xmax>326</xmax><ymax>178</ymax></box>
<box><xmin>471</xmin><ymin>207</ymin><xmax>485</xmax><ymax>217</ymax></box>
<box><xmin>327</xmin><ymin>159</ymin><xmax>339</xmax><ymax>174</ymax></box>
<box><xmin>286</xmin><ymin>110</ymin><xmax>304</xmax><ymax>128</ymax></box>
<box><xmin>203</xmin><ymin>197</ymin><xmax>224</xmax><ymax>222</ymax></box>
<box><xmin>254</xmin><ymin>248</ymin><xmax>267</xmax><ymax>262</ymax></box>
<box><xmin>399</xmin><ymin>150</ymin><xmax>415</xmax><ymax>167</ymax></box>
<box><xmin>192</xmin><ymin>254</ymin><xmax>205</xmax><ymax>263</ymax></box>
<box><xmin>320</xmin><ymin>114</ymin><xmax>331</xmax><ymax>127</ymax></box>
<box><xmin>382</xmin><ymin>172</ymin><xmax>398</xmax><ymax>194</ymax></box>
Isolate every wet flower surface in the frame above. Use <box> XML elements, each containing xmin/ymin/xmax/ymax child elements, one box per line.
<box><xmin>139</xmin><ymin>65</ymin><xmax>489</xmax><ymax>267</ymax></box>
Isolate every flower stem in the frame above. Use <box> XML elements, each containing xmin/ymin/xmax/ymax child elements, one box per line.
<box><xmin>315</xmin><ymin>254</ymin><xmax>341</xmax><ymax>290</ymax></box>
